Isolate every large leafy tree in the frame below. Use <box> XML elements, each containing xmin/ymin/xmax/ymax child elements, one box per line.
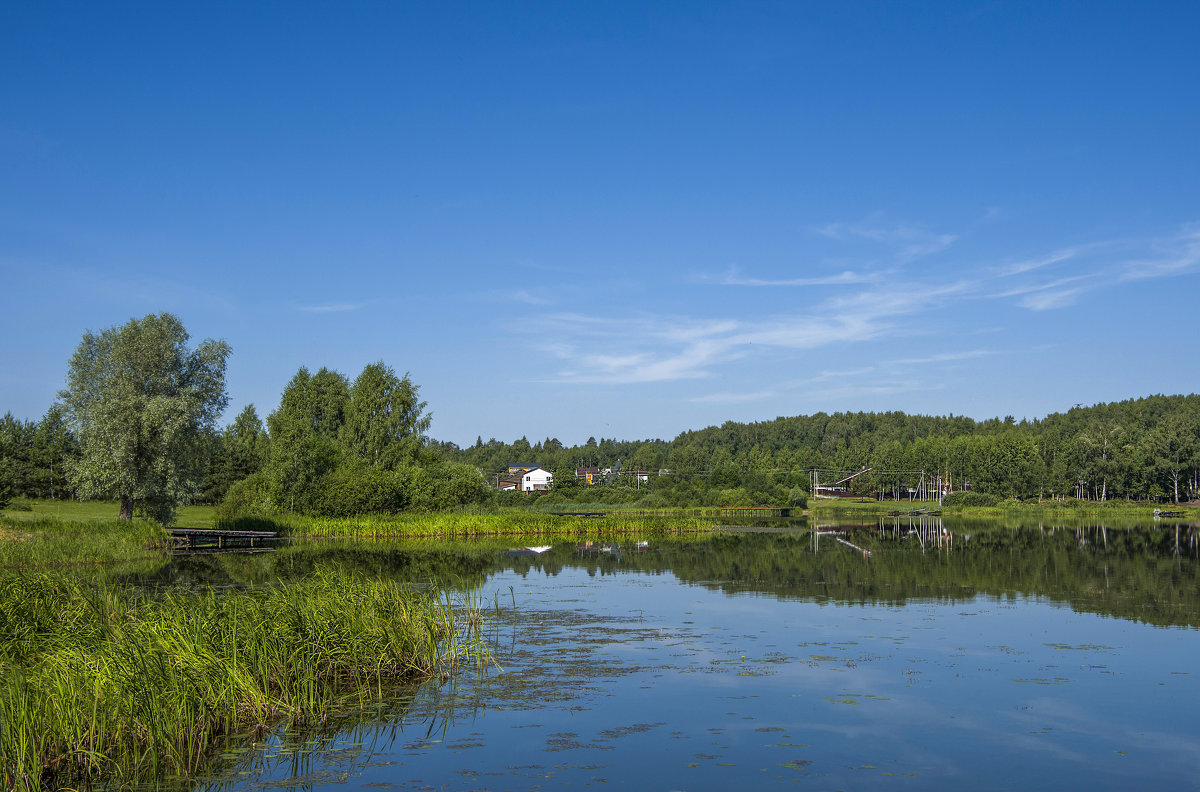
<box><xmin>340</xmin><ymin>362</ymin><xmax>430</xmax><ymax>469</ymax></box>
<box><xmin>265</xmin><ymin>367</ymin><xmax>350</xmax><ymax>512</ymax></box>
<box><xmin>59</xmin><ymin>313</ymin><xmax>230</xmax><ymax>524</ymax></box>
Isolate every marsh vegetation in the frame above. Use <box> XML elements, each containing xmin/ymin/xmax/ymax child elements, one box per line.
<box><xmin>7</xmin><ymin>511</ymin><xmax>1200</xmax><ymax>790</ymax></box>
<box><xmin>0</xmin><ymin>519</ymin><xmax>490</xmax><ymax>790</ymax></box>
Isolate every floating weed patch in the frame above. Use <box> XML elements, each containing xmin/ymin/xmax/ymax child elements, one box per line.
<box><xmin>823</xmin><ymin>697</ymin><xmax>862</xmax><ymax>705</ymax></box>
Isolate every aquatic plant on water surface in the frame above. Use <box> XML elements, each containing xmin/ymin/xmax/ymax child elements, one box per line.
<box><xmin>0</xmin><ymin>571</ymin><xmax>489</xmax><ymax>791</ymax></box>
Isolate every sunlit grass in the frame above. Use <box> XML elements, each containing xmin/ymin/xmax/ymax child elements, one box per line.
<box><xmin>0</xmin><ymin>501</ymin><xmax>216</xmax><ymax>529</ymax></box>
<box><xmin>0</xmin><ymin>571</ymin><xmax>487</xmax><ymax>790</ymax></box>
<box><xmin>217</xmin><ymin>511</ymin><xmax>714</xmax><ymax>538</ymax></box>
<box><xmin>810</xmin><ymin>497</ymin><xmax>1191</xmax><ymax>517</ymax></box>
<box><xmin>0</xmin><ymin>517</ymin><xmax>168</xmax><ymax>570</ymax></box>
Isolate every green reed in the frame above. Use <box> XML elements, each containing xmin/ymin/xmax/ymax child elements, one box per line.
<box><xmin>0</xmin><ymin>517</ymin><xmax>168</xmax><ymax>570</ymax></box>
<box><xmin>216</xmin><ymin>511</ymin><xmax>713</xmax><ymax>539</ymax></box>
<box><xmin>0</xmin><ymin>571</ymin><xmax>488</xmax><ymax>791</ymax></box>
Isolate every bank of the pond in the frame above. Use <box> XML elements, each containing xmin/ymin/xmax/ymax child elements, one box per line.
<box><xmin>0</xmin><ymin>517</ymin><xmax>168</xmax><ymax>569</ymax></box>
<box><xmin>216</xmin><ymin>511</ymin><xmax>714</xmax><ymax>538</ymax></box>
<box><xmin>0</xmin><ymin>571</ymin><xmax>482</xmax><ymax>791</ymax></box>
<box><xmin>808</xmin><ymin>497</ymin><xmax>1197</xmax><ymax>519</ymax></box>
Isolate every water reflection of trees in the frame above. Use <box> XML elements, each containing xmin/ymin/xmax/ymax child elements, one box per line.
<box><xmin>125</xmin><ymin>523</ymin><xmax>1200</xmax><ymax>629</ymax></box>
<box><xmin>510</xmin><ymin>521</ymin><xmax>1200</xmax><ymax>629</ymax></box>
<box><xmin>126</xmin><ymin>539</ymin><xmax>503</xmax><ymax>591</ymax></box>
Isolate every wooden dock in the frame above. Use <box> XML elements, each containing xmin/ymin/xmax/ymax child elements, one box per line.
<box><xmin>547</xmin><ymin>511</ymin><xmax>608</xmax><ymax>518</ymax></box>
<box><xmin>168</xmin><ymin>528</ymin><xmax>278</xmax><ymax>550</ymax></box>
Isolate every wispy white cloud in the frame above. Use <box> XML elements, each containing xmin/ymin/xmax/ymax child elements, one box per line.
<box><xmin>1018</xmin><ymin>288</ymin><xmax>1087</xmax><ymax>311</ymax></box>
<box><xmin>511</xmin><ymin>289</ymin><xmax>552</xmax><ymax>305</ymax></box>
<box><xmin>890</xmin><ymin>349</ymin><xmax>996</xmax><ymax>366</ymax></box>
<box><xmin>688</xmin><ymin>367</ymin><xmax>877</xmax><ymax>404</ymax></box>
<box><xmin>992</xmin><ymin>274</ymin><xmax>1096</xmax><ymax>299</ymax></box>
<box><xmin>998</xmin><ymin>247</ymin><xmax>1081</xmax><ymax>276</ymax></box>
<box><xmin>803</xmin><ymin>366</ymin><xmax>877</xmax><ymax>382</ymax></box>
<box><xmin>690</xmin><ymin>389</ymin><xmax>779</xmax><ymax>404</ymax></box>
<box><xmin>541</xmin><ymin>316</ymin><xmax>742</xmax><ymax>384</ymax></box>
<box><xmin>526</xmin><ymin>219</ymin><xmax>1200</xmax><ymax>387</ymax></box>
<box><xmin>695</xmin><ymin>267</ymin><xmax>878</xmax><ymax>287</ymax></box>
<box><xmin>535</xmin><ymin>279</ymin><xmax>968</xmax><ymax>385</ymax></box>
<box><xmin>803</xmin><ymin>380</ymin><xmax>945</xmax><ymax>402</ymax></box>
<box><xmin>298</xmin><ymin>302</ymin><xmax>361</xmax><ymax>313</ymax></box>
<box><xmin>985</xmin><ymin>225</ymin><xmax>1200</xmax><ymax>310</ymax></box>
<box><xmin>815</xmin><ymin>218</ymin><xmax>956</xmax><ymax>264</ymax></box>
<box><xmin>1118</xmin><ymin>226</ymin><xmax>1200</xmax><ymax>281</ymax></box>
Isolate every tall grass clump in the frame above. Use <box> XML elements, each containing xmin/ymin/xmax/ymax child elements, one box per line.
<box><xmin>0</xmin><ymin>572</ymin><xmax>485</xmax><ymax>790</ymax></box>
<box><xmin>0</xmin><ymin>518</ymin><xmax>167</xmax><ymax>569</ymax></box>
<box><xmin>216</xmin><ymin>511</ymin><xmax>712</xmax><ymax>539</ymax></box>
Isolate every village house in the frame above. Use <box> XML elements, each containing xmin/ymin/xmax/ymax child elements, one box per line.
<box><xmin>518</xmin><ymin>466</ymin><xmax>553</xmax><ymax>492</ymax></box>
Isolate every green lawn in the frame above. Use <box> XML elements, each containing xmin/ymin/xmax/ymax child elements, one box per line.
<box><xmin>1</xmin><ymin>500</ymin><xmax>215</xmax><ymax>528</ymax></box>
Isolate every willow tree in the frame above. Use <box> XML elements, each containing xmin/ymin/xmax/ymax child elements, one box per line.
<box><xmin>59</xmin><ymin>313</ymin><xmax>230</xmax><ymax>524</ymax></box>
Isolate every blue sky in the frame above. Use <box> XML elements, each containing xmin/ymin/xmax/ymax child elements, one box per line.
<box><xmin>2</xmin><ymin>1</ymin><xmax>1198</xmax><ymax>446</ymax></box>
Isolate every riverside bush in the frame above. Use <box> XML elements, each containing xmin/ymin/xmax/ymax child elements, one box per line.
<box><xmin>942</xmin><ymin>491</ymin><xmax>1001</xmax><ymax>508</ymax></box>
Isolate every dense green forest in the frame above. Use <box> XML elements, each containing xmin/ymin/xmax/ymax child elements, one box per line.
<box><xmin>5</xmin><ymin>317</ymin><xmax>1195</xmax><ymax>516</ymax></box>
<box><xmin>434</xmin><ymin>393</ymin><xmax>1200</xmax><ymax>507</ymax></box>
<box><xmin>4</xmin><ymin>367</ymin><xmax>1199</xmax><ymax>514</ymax></box>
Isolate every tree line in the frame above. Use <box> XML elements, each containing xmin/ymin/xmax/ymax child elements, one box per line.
<box><xmin>0</xmin><ymin>314</ymin><xmax>489</xmax><ymax>521</ymax></box>
<box><xmin>439</xmin><ymin>395</ymin><xmax>1200</xmax><ymax>506</ymax></box>
<box><xmin>3</xmin><ymin>313</ymin><xmax>1198</xmax><ymax>519</ymax></box>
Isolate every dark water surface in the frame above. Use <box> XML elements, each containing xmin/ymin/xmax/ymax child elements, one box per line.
<box><xmin>161</xmin><ymin>517</ymin><xmax>1200</xmax><ymax>791</ymax></box>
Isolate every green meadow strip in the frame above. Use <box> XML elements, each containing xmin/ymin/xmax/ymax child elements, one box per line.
<box><xmin>0</xmin><ymin>572</ymin><xmax>486</xmax><ymax>791</ymax></box>
<box><xmin>216</xmin><ymin>511</ymin><xmax>716</xmax><ymax>538</ymax></box>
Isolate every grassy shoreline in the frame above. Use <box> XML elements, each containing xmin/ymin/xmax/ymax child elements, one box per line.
<box><xmin>0</xmin><ymin>516</ymin><xmax>491</xmax><ymax>791</ymax></box>
<box><xmin>5</xmin><ymin>497</ymin><xmax>1197</xmax><ymax>539</ymax></box>
<box><xmin>807</xmin><ymin>497</ymin><xmax>1199</xmax><ymax>518</ymax></box>
<box><xmin>0</xmin><ymin>572</ymin><xmax>482</xmax><ymax>791</ymax></box>
<box><xmin>216</xmin><ymin>511</ymin><xmax>715</xmax><ymax>538</ymax></box>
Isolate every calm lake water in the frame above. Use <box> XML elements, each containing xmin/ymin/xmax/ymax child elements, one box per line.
<box><xmin>150</xmin><ymin>517</ymin><xmax>1200</xmax><ymax>791</ymax></box>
